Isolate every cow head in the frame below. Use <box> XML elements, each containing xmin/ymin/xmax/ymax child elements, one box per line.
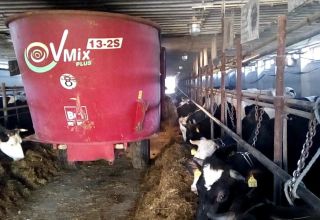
<box><xmin>190</xmin><ymin>138</ymin><xmax>219</xmax><ymax>160</ymax></box>
<box><xmin>0</xmin><ymin>128</ymin><xmax>27</xmax><ymax>161</ymax></box>
<box><xmin>197</xmin><ymin>159</ymin><xmax>249</xmax><ymax>218</ymax></box>
<box><xmin>178</xmin><ymin>116</ymin><xmax>188</xmax><ymax>141</ymax></box>
<box><xmin>196</xmin><ymin>147</ymin><xmax>252</xmax><ymax>219</ymax></box>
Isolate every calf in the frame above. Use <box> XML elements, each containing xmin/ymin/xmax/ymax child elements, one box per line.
<box><xmin>189</xmin><ymin>138</ymin><xmax>219</xmax><ymax>193</ymax></box>
<box><xmin>186</xmin><ymin>111</ymin><xmax>212</xmax><ymax>141</ymax></box>
<box><xmin>286</xmin><ymin>113</ymin><xmax>320</xmax><ymax>197</ymax></box>
<box><xmin>196</xmin><ymin>146</ymin><xmax>273</xmax><ymax>220</ymax></box>
<box><xmin>242</xmin><ymin>101</ymin><xmax>320</xmax><ymax>198</ymax></box>
<box><xmin>0</xmin><ymin>126</ymin><xmax>26</xmax><ymax>161</ymax></box>
<box><xmin>179</xmin><ymin>101</ymin><xmax>237</xmax><ymax>143</ymax></box>
<box><xmin>241</xmin><ymin>105</ymin><xmax>274</xmax><ymax>160</ymax></box>
<box><xmin>176</xmin><ymin>99</ymin><xmax>197</xmax><ymax>118</ymax></box>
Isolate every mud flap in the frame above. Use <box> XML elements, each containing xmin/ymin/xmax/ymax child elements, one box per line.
<box><xmin>130</xmin><ymin>139</ymin><xmax>150</xmax><ymax>169</ymax></box>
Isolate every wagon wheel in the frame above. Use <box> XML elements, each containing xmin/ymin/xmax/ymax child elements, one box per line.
<box><xmin>57</xmin><ymin>145</ymin><xmax>79</xmax><ymax>170</ymax></box>
<box><xmin>130</xmin><ymin>139</ymin><xmax>150</xmax><ymax>169</ymax></box>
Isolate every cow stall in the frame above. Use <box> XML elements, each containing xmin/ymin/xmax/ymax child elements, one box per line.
<box><xmin>178</xmin><ymin>13</ymin><xmax>320</xmax><ymax>214</ymax></box>
<box><xmin>0</xmin><ymin>83</ymin><xmax>32</xmax><ymax>132</ymax></box>
<box><xmin>7</xmin><ymin>10</ymin><xmax>163</xmax><ymax>167</ymax></box>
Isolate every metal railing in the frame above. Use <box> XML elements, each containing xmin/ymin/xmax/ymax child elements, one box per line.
<box><xmin>181</xmin><ymin>15</ymin><xmax>320</xmax><ymax>211</ymax></box>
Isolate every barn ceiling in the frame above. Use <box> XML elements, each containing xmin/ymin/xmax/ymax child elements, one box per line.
<box><xmin>0</xmin><ymin>0</ymin><xmax>320</xmax><ymax>76</ymax></box>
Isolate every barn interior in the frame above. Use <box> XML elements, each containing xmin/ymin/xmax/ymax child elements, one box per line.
<box><xmin>0</xmin><ymin>0</ymin><xmax>320</xmax><ymax>219</ymax></box>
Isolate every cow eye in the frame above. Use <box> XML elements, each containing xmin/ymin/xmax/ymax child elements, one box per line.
<box><xmin>216</xmin><ymin>191</ymin><xmax>227</xmax><ymax>202</ymax></box>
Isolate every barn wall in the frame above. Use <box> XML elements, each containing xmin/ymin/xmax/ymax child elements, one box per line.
<box><xmin>300</xmin><ymin>60</ymin><xmax>320</xmax><ymax>97</ymax></box>
<box><xmin>284</xmin><ymin>63</ymin><xmax>302</xmax><ymax>97</ymax></box>
<box><xmin>0</xmin><ymin>69</ymin><xmax>23</xmax><ymax>87</ymax></box>
<box><xmin>221</xmin><ymin>59</ymin><xmax>304</xmax><ymax>97</ymax></box>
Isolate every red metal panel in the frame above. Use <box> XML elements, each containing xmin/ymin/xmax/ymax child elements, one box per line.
<box><xmin>8</xmin><ymin>11</ymin><xmax>161</xmax><ymax>161</ymax></box>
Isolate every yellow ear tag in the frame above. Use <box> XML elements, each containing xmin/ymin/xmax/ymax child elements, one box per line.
<box><xmin>191</xmin><ymin>148</ymin><xmax>197</xmax><ymax>156</ymax></box>
<box><xmin>248</xmin><ymin>175</ymin><xmax>258</xmax><ymax>188</ymax></box>
<box><xmin>194</xmin><ymin>169</ymin><xmax>202</xmax><ymax>178</ymax></box>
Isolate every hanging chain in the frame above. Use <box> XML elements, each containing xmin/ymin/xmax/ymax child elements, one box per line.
<box><xmin>226</xmin><ymin>99</ymin><xmax>236</xmax><ymax>129</ymax></box>
<box><xmin>251</xmin><ymin>108</ymin><xmax>265</xmax><ymax>148</ymax></box>
<box><xmin>287</xmin><ymin>115</ymin><xmax>318</xmax><ymax>199</ymax></box>
<box><xmin>211</xmin><ymin>92</ymin><xmax>218</xmax><ymax>116</ymax></box>
<box><xmin>254</xmin><ymin>95</ymin><xmax>260</xmax><ymax>121</ymax></box>
<box><xmin>251</xmin><ymin>95</ymin><xmax>265</xmax><ymax>148</ymax></box>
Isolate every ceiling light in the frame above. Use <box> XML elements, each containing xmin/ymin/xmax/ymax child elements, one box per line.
<box><xmin>189</xmin><ymin>16</ymin><xmax>201</xmax><ymax>36</ymax></box>
<box><xmin>178</xmin><ymin>66</ymin><xmax>183</xmax><ymax>70</ymax></box>
<box><xmin>189</xmin><ymin>23</ymin><xmax>201</xmax><ymax>36</ymax></box>
<box><xmin>181</xmin><ymin>54</ymin><xmax>188</xmax><ymax>61</ymax></box>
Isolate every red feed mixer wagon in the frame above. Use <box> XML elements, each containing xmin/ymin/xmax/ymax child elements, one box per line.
<box><xmin>7</xmin><ymin>10</ymin><xmax>162</xmax><ymax>167</ymax></box>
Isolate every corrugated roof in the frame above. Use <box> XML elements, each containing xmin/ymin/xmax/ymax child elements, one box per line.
<box><xmin>0</xmin><ymin>0</ymin><xmax>319</xmax><ymax>73</ymax></box>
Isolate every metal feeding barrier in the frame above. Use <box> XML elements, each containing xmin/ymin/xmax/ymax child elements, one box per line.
<box><xmin>179</xmin><ymin>14</ymin><xmax>320</xmax><ymax>211</ymax></box>
<box><xmin>0</xmin><ymin>83</ymin><xmax>28</xmax><ymax>127</ymax></box>
<box><xmin>177</xmin><ymin>88</ymin><xmax>320</xmax><ymax>210</ymax></box>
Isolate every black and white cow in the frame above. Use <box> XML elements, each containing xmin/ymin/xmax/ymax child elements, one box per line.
<box><xmin>189</xmin><ymin>138</ymin><xmax>220</xmax><ymax>193</ymax></box>
<box><xmin>241</xmin><ymin>100</ymin><xmax>320</xmax><ymax>198</ymax></box>
<box><xmin>177</xmin><ymin>99</ymin><xmax>236</xmax><ymax>143</ymax></box>
<box><xmin>240</xmin><ymin>87</ymin><xmax>297</xmax><ymax>120</ymax></box>
<box><xmin>195</xmin><ymin>145</ymin><xmax>271</xmax><ymax>220</ymax></box>
<box><xmin>0</xmin><ymin>126</ymin><xmax>26</xmax><ymax>161</ymax></box>
<box><xmin>194</xmin><ymin>144</ymin><xmax>318</xmax><ymax>220</ymax></box>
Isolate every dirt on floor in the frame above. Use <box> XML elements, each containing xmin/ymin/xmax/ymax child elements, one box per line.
<box><xmin>6</xmin><ymin>158</ymin><xmax>143</xmax><ymax>220</ymax></box>
<box><xmin>2</xmin><ymin>95</ymin><xmax>197</xmax><ymax>220</ymax></box>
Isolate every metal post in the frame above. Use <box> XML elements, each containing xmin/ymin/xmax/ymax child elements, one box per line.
<box><xmin>210</xmin><ymin>73</ymin><xmax>215</xmax><ymax>139</ymax></box>
<box><xmin>199</xmin><ymin>66</ymin><xmax>203</xmax><ymax>104</ymax></box>
<box><xmin>1</xmin><ymin>83</ymin><xmax>8</xmax><ymax>127</ymax></box>
<box><xmin>221</xmin><ymin>52</ymin><xmax>226</xmax><ymax>134</ymax></box>
<box><xmin>193</xmin><ymin>78</ymin><xmax>195</xmax><ymax>101</ymax></box>
<box><xmin>205</xmin><ymin>70</ymin><xmax>208</xmax><ymax>108</ymax></box>
<box><xmin>236</xmin><ymin>38</ymin><xmax>242</xmax><ymax>137</ymax></box>
<box><xmin>187</xmin><ymin>79</ymin><xmax>190</xmax><ymax>97</ymax></box>
<box><xmin>283</xmin><ymin>116</ymin><xmax>288</xmax><ymax>172</ymax></box>
<box><xmin>273</xmin><ymin>15</ymin><xmax>287</xmax><ymax>204</ymax></box>
<box><xmin>13</xmin><ymin>86</ymin><xmax>20</xmax><ymax>125</ymax></box>
<box><xmin>220</xmin><ymin>9</ymin><xmax>226</xmax><ymax>136</ymax></box>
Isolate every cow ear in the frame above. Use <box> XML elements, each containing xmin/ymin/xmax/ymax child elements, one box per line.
<box><xmin>14</xmin><ymin>128</ymin><xmax>28</xmax><ymax>134</ymax></box>
<box><xmin>190</xmin><ymin>140</ymin><xmax>200</xmax><ymax>146</ymax></box>
<box><xmin>0</xmin><ymin>132</ymin><xmax>9</xmax><ymax>142</ymax></box>
<box><xmin>244</xmin><ymin>105</ymin><xmax>254</xmax><ymax>116</ymax></box>
<box><xmin>229</xmin><ymin>169</ymin><xmax>245</xmax><ymax>181</ymax></box>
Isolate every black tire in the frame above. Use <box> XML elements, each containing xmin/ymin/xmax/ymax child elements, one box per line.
<box><xmin>130</xmin><ymin>139</ymin><xmax>150</xmax><ymax>169</ymax></box>
<box><xmin>58</xmin><ymin>149</ymin><xmax>78</xmax><ymax>170</ymax></box>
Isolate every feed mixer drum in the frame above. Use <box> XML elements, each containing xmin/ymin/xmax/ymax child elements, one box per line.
<box><xmin>7</xmin><ymin>10</ymin><xmax>161</xmax><ymax>162</ymax></box>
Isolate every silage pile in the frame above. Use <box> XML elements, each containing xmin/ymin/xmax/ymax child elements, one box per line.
<box><xmin>134</xmin><ymin>140</ymin><xmax>197</xmax><ymax>220</ymax></box>
<box><xmin>0</xmin><ymin>142</ymin><xmax>60</xmax><ymax>217</ymax></box>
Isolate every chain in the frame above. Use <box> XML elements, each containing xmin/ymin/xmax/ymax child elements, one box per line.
<box><xmin>251</xmin><ymin>95</ymin><xmax>265</xmax><ymax>148</ymax></box>
<box><xmin>287</xmin><ymin>115</ymin><xmax>318</xmax><ymax>199</ymax></box>
<box><xmin>251</xmin><ymin>108</ymin><xmax>265</xmax><ymax>148</ymax></box>
<box><xmin>226</xmin><ymin>100</ymin><xmax>236</xmax><ymax>129</ymax></box>
<box><xmin>254</xmin><ymin>95</ymin><xmax>260</xmax><ymax>121</ymax></box>
<box><xmin>211</xmin><ymin>92</ymin><xmax>218</xmax><ymax>116</ymax></box>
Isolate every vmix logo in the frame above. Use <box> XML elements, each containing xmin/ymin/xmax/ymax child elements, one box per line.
<box><xmin>24</xmin><ymin>29</ymin><xmax>91</xmax><ymax>73</ymax></box>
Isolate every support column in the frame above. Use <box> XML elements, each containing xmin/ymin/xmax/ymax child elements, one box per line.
<box><xmin>236</xmin><ymin>38</ymin><xmax>243</xmax><ymax>137</ymax></box>
<box><xmin>273</xmin><ymin>15</ymin><xmax>287</xmax><ymax>204</ymax></box>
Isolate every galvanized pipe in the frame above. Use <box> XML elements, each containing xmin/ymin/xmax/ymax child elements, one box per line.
<box><xmin>1</xmin><ymin>83</ymin><xmax>7</xmax><ymax>127</ymax></box>
<box><xmin>241</xmin><ymin>98</ymin><xmax>312</xmax><ymax>119</ymax></box>
<box><xmin>193</xmin><ymin>87</ymin><xmax>313</xmax><ymax>111</ymax></box>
